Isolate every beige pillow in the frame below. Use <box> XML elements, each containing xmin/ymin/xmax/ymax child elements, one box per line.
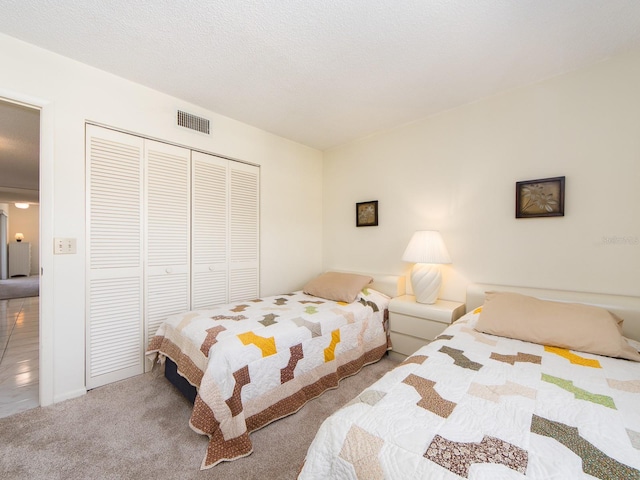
<box><xmin>303</xmin><ymin>272</ymin><xmax>373</xmax><ymax>303</ymax></box>
<box><xmin>475</xmin><ymin>291</ymin><xmax>640</xmax><ymax>362</ymax></box>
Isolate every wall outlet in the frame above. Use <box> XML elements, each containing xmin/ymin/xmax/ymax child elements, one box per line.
<box><xmin>54</xmin><ymin>237</ymin><xmax>76</xmax><ymax>254</ymax></box>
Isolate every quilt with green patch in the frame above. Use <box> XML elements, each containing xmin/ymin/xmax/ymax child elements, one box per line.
<box><xmin>299</xmin><ymin>309</ymin><xmax>640</xmax><ymax>479</ymax></box>
<box><xmin>146</xmin><ymin>288</ymin><xmax>390</xmax><ymax>469</ymax></box>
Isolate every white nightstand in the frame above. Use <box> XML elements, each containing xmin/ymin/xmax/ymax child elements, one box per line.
<box><xmin>388</xmin><ymin>295</ymin><xmax>465</xmax><ymax>360</ymax></box>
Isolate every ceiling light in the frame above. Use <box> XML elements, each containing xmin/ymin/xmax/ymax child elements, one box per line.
<box><xmin>15</xmin><ymin>203</ymin><xmax>29</xmax><ymax>209</ymax></box>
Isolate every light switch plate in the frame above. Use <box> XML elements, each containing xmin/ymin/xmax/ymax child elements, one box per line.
<box><xmin>54</xmin><ymin>237</ymin><xmax>76</xmax><ymax>254</ymax></box>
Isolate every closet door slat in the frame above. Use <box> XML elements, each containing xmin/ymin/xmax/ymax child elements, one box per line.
<box><xmin>191</xmin><ymin>151</ymin><xmax>228</xmax><ymax>309</ymax></box>
<box><xmin>229</xmin><ymin>162</ymin><xmax>260</xmax><ymax>301</ymax></box>
<box><xmin>86</xmin><ymin>125</ymin><xmax>144</xmax><ymax>389</ymax></box>
<box><xmin>144</xmin><ymin>141</ymin><xmax>191</xmax><ymax>367</ymax></box>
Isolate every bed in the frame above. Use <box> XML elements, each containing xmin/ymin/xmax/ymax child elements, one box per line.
<box><xmin>145</xmin><ymin>271</ymin><xmax>405</xmax><ymax>469</ymax></box>
<box><xmin>299</xmin><ymin>283</ymin><xmax>640</xmax><ymax>479</ymax></box>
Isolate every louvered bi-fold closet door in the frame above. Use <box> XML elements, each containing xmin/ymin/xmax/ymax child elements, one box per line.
<box><xmin>144</xmin><ymin>141</ymin><xmax>191</xmax><ymax>370</ymax></box>
<box><xmin>191</xmin><ymin>151</ymin><xmax>228</xmax><ymax>309</ymax></box>
<box><xmin>229</xmin><ymin>161</ymin><xmax>260</xmax><ymax>302</ymax></box>
<box><xmin>86</xmin><ymin>125</ymin><xmax>144</xmax><ymax>389</ymax></box>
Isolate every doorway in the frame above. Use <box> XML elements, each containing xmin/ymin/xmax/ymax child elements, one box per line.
<box><xmin>0</xmin><ymin>99</ymin><xmax>40</xmax><ymax>417</ymax></box>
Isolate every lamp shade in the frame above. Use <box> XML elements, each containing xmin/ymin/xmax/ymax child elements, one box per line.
<box><xmin>401</xmin><ymin>231</ymin><xmax>451</xmax><ymax>265</ymax></box>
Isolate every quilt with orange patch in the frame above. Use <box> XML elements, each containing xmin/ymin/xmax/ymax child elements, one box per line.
<box><xmin>146</xmin><ymin>288</ymin><xmax>390</xmax><ymax>469</ymax></box>
<box><xmin>300</xmin><ymin>310</ymin><xmax>640</xmax><ymax>479</ymax></box>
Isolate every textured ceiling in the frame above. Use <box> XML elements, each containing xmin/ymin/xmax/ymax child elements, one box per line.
<box><xmin>1</xmin><ymin>1</ymin><xmax>640</xmax><ymax>154</ymax></box>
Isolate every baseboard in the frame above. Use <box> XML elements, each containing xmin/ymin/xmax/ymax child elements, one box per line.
<box><xmin>54</xmin><ymin>387</ymin><xmax>87</xmax><ymax>404</ymax></box>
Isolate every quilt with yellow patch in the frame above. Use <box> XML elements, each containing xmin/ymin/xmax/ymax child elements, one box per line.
<box><xmin>300</xmin><ymin>310</ymin><xmax>640</xmax><ymax>479</ymax></box>
<box><xmin>146</xmin><ymin>288</ymin><xmax>390</xmax><ymax>469</ymax></box>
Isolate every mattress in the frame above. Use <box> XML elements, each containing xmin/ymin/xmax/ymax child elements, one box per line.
<box><xmin>146</xmin><ymin>287</ymin><xmax>391</xmax><ymax>469</ymax></box>
<box><xmin>299</xmin><ymin>309</ymin><xmax>640</xmax><ymax>479</ymax></box>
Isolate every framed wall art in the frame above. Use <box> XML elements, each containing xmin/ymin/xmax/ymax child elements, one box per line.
<box><xmin>515</xmin><ymin>176</ymin><xmax>565</xmax><ymax>218</ymax></box>
<box><xmin>356</xmin><ymin>200</ymin><xmax>378</xmax><ymax>227</ymax></box>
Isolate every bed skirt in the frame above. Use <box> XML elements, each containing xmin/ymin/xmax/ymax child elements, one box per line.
<box><xmin>164</xmin><ymin>357</ymin><xmax>197</xmax><ymax>404</ymax></box>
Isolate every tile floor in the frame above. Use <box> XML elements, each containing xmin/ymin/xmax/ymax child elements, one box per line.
<box><xmin>0</xmin><ymin>296</ymin><xmax>39</xmax><ymax>418</ymax></box>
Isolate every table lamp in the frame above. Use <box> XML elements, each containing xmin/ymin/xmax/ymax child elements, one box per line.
<box><xmin>401</xmin><ymin>230</ymin><xmax>451</xmax><ymax>304</ymax></box>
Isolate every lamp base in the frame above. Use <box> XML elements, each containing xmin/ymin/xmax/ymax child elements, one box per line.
<box><xmin>410</xmin><ymin>263</ymin><xmax>441</xmax><ymax>304</ymax></box>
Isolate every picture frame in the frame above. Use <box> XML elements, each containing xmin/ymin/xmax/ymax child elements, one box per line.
<box><xmin>515</xmin><ymin>176</ymin><xmax>565</xmax><ymax>218</ymax></box>
<box><xmin>356</xmin><ymin>200</ymin><xmax>378</xmax><ymax>227</ymax></box>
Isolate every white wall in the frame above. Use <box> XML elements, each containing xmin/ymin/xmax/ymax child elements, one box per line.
<box><xmin>323</xmin><ymin>50</ymin><xmax>640</xmax><ymax>302</ymax></box>
<box><xmin>0</xmin><ymin>33</ymin><xmax>323</xmax><ymax>403</ymax></box>
<box><xmin>7</xmin><ymin>204</ymin><xmax>39</xmax><ymax>275</ymax></box>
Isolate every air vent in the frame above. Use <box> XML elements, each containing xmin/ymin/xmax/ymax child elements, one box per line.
<box><xmin>177</xmin><ymin>110</ymin><xmax>210</xmax><ymax>134</ymax></box>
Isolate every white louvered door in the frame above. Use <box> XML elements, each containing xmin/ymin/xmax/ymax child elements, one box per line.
<box><xmin>191</xmin><ymin>151</ymin><xmax>228</xmax><ymax>309</ymax></box>
<box><xmin>144</xmin><ymin>141</ymin><xmax>191</xmax><ymax>371</ymax></box>
<box><xmin>86</xmin><ymin>125</ymin><xmax>144</xmax><ymax>389</ymax></box>
<box><xmin>229</xmin><ymin>161</ymin><xmax>260</xmax><ymax>302</ymax></box>
<box><xmin>87</xmin><ymin>125</ymin><xmax>260</xmax><ymax>388</ymax></box>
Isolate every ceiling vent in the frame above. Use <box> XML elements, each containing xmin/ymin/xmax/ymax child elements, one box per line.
<box><xmin>177</xmin><ymin>110</ymin><xmax>210</xmax><ymax>134</ymax></box>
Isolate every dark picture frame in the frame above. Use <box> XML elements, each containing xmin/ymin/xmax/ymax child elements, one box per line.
<box><xmin>516</xmin><ymin>176</ymin><xmax>565</xmax><ymax>218</ymax></box>
<box><xmin>356</xmin><ymin>200</ymin><xmax>378</xmax><ymax>227</ymax></box>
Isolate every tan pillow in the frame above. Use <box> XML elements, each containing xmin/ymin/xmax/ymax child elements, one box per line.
<box><xmin>303</xmin><ymin>272</ymin><xmax>373</xmax><ymax>303</ymax></box>
<box><xmin>475</xmin><ymin>291</ymin><xmax>640</xmax><ymax>362</ymax></box>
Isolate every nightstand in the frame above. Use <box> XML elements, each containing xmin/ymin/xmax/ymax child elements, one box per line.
<box><xmin>388</xmin><ymin>295</ymin><xmax>465</xmax><ymax>360</ymax></box>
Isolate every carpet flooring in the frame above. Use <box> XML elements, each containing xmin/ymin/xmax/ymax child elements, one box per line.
<box><xmin>0</xmin><ymin>355</ymin><xmax>399</xmax><ymax>479</ymax></box>
<box><xmin>0</xmin><ymin>276</ymin><xmax>39</xmax><ymax>300</ymax></box>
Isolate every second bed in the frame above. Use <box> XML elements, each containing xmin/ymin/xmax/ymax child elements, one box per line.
<box><xmin>299</xmin><ymin>283</ymin><xmax>640</xmax><ymax>479</ymax></box>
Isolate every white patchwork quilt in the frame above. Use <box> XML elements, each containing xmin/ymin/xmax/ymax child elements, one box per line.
<box><xmin>146</xmin><ymin>288</ymin><xmax>391</xmax><ymax>469</ymax></box>
<box><xmin>299</xmin><ymin>309</ymin><xmax>640</xmax><ymax>479</ymax></box>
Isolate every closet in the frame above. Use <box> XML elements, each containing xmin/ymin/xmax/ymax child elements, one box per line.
<box><xmin>85</xmin><ymin>125</ymin><xmax>259</xmax><ymax>389</ymax></box>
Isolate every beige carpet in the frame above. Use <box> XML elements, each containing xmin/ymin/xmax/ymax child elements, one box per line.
<box><xmin>0</xmin><ymin>275</ymin><xmax>39</xmax><ymax>300</ymax></box>
<box><xmin>0</xmin><ymin>355</ymin><xmax>399</xmax><ymax>480</ymax></box>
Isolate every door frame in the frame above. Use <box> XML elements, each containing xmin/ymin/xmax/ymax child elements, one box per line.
<box><xmin>0</xmin><ymin>89</ymin><xmax>54</xmax><ymax>406</ymax></box>
<box><xmin>0</xmin><ymin>210</ymin><xmax>7</xmax><ymax>279</ymax></box>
